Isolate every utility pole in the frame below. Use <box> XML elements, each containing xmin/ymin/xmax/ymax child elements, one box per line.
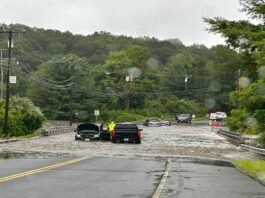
<box><xmin>184</xmin><ymin>75</ymin><xmax>188</xmax><ymax>95</ymax></box>
<box><xmin>236</xmin><ymin>69</ymin><xmax>241</xmax><ymax>91</ymax></box>
<box><xmin>0</xmin><ymin>49</ymin><xmax>5</xmax><ymax>99</ymax></box>
<box><xmin>69</xmin><ymin>84</ymin><xmax>74</xmax><ymax>126</ymax></box>
<box><xmin>125</xmin><ymin>75</ymin><xmax>133</xmax><ymax>111</ymax></box>
<box><xmin>3</xmin><ymin>31</ymin><xmax>13</xmax><ymax>136</ymax></box>
<box><xmin>0</xmin><ymin>30</ymin><xmax>25</xmax><ymax>136</ymax></box>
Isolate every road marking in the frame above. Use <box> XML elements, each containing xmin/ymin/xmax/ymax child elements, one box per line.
<box><xmin>0</xmin><ymin>155</ymin><xmax>93</xmax><ymax>183</ymax></box>
<box><xmin>152</xmin><ymin>159</ymin><xmax>170</xmax><ymax>198</ymax></box>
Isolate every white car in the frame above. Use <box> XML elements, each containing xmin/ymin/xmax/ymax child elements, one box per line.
<box><xmin>209</xmin><ymin>112</ymin><xmax>227</xmax><ymax>120</ymax></box>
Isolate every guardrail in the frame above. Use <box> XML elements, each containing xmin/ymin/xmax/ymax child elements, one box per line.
<box><xmin>240</xmin><ymin>144</ymin><xmax>265</xmax><ymax>156</ymax></box>
<box><xmin>40</xmin><ymin>126</ymin><xmax>76</xmax><ymax>136</ymax></box>
<box><xmin>217</xmin><ymin>129</ymin><xmax>265</xmax><ymax>156</ymax></box>
<box><xmin>217</xmin><ymin>129</ymin><xmax>245</xmax><ymax>145</ymax></box>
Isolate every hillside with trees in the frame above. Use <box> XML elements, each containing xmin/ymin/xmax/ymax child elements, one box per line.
<box><xmin>0</xmin><ymin>22</ymin><xmax>240</xmax><ymax>125</ymax></box>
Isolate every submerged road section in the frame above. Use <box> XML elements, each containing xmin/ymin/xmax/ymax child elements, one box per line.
<box><xmin>0</xmin><ymin>125</ymin><xmax>264</xmax><ymax>197</ymax></box>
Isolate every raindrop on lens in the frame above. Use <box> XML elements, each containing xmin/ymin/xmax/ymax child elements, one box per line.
<box><xmin>204</xmin><ymin>98</ymin><xmax>216</xmax><ymax>108</ymax></box>
<box><xmin>147</xmin><ymin>58</ymin><xmax>159</xmax><ymax>69</ymax></box>
<box><xmin>239</xmin><ymin>77</ymin><xmax>251</xmax><ymax>88</ymax></box>
<box><xmin>128</xmin><ymin>67</ymin><xmax>142</xmax><ymax>78</ymax></box>
<box><xmin>246</xmin><ymin>117</ymin><xmax>257</xmax><ymax>127</ymax></box>
<box><xmin>257</xmin><ymin>66</ymin><xmax>265</xmax><ymax>78</ymax></box>
<box><xmin>209</xmin><ymin>81</ymin><xmax>221</xmax><ymax>92</ymax></box>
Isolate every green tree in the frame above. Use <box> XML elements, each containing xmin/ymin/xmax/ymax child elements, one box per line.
<box><xmin>204</xmin><ymin>0</ymin><xmax>265</xmax><ymax>137</ymax></box>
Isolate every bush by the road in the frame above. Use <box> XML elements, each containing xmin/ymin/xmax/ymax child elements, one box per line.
<box><xmin>0</xmin><ymin>96</ymin><xmax>45</xmax><ymax>137</ymax></box>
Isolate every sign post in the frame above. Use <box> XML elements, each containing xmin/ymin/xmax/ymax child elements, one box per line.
<box><xmin>94</xmin><ymin>110</ymin><xmax>100</xmax><ymax>123</ymax></box>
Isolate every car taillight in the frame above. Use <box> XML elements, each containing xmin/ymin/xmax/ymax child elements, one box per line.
<box><xmin>112</xmin><ymin>130</ymin><xmax>115</xmax><ymax>137</ymax></box>
<box><xmin>148</xmin><ymin>121</ymin><xmax>150</xmax><ymax>126</ymax></box>
<box><xmin>137</xmin><ymin>130</ymin><xmax>141</xmax><ymax>137</ymax></box>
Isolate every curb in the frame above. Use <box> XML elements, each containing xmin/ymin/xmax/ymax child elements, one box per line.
<box><xmin>234</xmin><ymin>166</ymin><xmax>265</xmax><ymax>186</ymax></box>
<box><xmin>0</xmin><ymin>139</ymin><xmax>21</xmax><ymax>144</ymax></box>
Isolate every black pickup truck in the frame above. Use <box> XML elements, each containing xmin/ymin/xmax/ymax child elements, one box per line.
<box><xmin>110</xmin><ymin>123</ymin><xmax>142</xmax><ymax>144</ymax></box>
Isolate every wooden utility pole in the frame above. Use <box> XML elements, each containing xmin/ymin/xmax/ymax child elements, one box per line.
<box><xmin>3</xmin><ymin>31</ymin><xmax>13</xmax><ymax>136</ymax></box>
<box><xmin>236</xmin><ymin>69</ymin><xmax>241</xmax><ymax>91</ymax></box>
<box><xmin>0</xmin><ymin>30</ymin><xmax>25</xmax><ymax>136</ymax></box>
<box><xmin>0</xmin><ymin>49</ymin><xmax>5</xmax><ymax>99</ymax></box>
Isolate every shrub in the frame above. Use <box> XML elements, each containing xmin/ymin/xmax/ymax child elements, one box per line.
<box><xmin>0</xmin><ymin>97</ymin><xmax>45</xmax><ymax>137</ymax></box>
<box><xmin>256</xmin><ymin>133</ymin><xmax>265</xmax><ymax>148</ymax></box>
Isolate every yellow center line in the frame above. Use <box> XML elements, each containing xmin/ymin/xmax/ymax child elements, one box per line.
<box><xmin>0</xmin><ymin>155</ymin><xmax>94</xmax><ymax>183</ymax></box>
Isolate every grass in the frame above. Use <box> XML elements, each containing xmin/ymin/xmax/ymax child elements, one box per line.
<box><xmin>233</xmin><ymin>160</ymin><xmax>265</xmax><ymax>183</ymax></box>
<box><xmin>16</xmin><ymin>131</ymin><xmax>40</xmax><ymax>139</ymax></box>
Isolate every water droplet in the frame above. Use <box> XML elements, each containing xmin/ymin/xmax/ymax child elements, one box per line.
<box><xmin>246</xmin><ymin>117</ymin><xmax>257</xmax><ymax>127</ymax></box>
<box><xmin>257</xmin><ymin>66</ymin><xmax>265</xmax><ymax>78</ymax></box>
<box><xmin>254</xmin><ymin>83</ymin><xmax>265</xmax><ymax>98</ymax></box>
<box><xmin>209</xmin><ymin>81</ymin><xmax>221</xmax><ymax>92</ymax></box>
<box><xmin>239</xmin><ymin>77</ymin><xmax>251</xmax><ymax>89</ymax></box>
<box><xmin>128</xmin><ymin>67</ymin><xmax>142</xmax><ymax>78</ymax></box>
<box><xmin>147</xmin><ymin>58</ymin><xmax>159</xmax><ymax>69</ymax></box>
<box><xmin>204</xmin><ymin>98</ymin><xmax>216</xmax><ymax>108</ymax></box>
<box><xmin>78</xmin><ymin>111</ymin><xmax>88</xmax><ymax>119</ymax></box>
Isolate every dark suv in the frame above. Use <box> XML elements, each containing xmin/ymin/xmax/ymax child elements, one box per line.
<box><xmin>176</xmin><ymin>114</ymin><xmax>192</xmax><ymax>123</ymax></box>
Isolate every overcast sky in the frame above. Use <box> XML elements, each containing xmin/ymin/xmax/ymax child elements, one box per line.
<box><xmin>0</xmin><ymin>0</ymin><xmax>248</xmax><ymax>47</ymax></box>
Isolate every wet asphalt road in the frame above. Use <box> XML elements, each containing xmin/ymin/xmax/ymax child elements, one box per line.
<box><xmin>0</xmin><ymin>155</ymin><xmax>265</xmax><ymax>198</ymax></box>
<box><xmin>0</xmin><ymin>156</ymin><xmax>164</xmax><ymax>198</ymax></box>
<box><xmin>0</xmin><ymin>124</ymin><xmax>265</xmax><ymax>197</ymax></box>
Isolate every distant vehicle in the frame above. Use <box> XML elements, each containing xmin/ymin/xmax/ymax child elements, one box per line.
<box><xmin>209</xmin><ymin>112</ymin><xmax>227</xmax><ymax>121</ymax></box>
<box><xmin>176</xmin><ymin>114</ymin><xmax>192</xmax><ymax>123</ymax></box>
<box><xmin>160</xmin><ymin>120</ymin><xmax>171</xmax><ymax>126</ymax></box>
<box><xmin>215</xmin><ymin>112</ymin><xmax>227</xmax><ymax>120</ymax></box>
<box><xmin>143</xmin><ymin>119</ymin><xmax>161</xmax><ymax>127</ymax></box>
<box><xmin>75</xmin><ymin>123</ymin><xmax>101</xmax><ymax>140</ymax></box>
<box><xmin>110</xmin><ymin>123</ymin><xmax>142</xmax><ymax>144</ymax></box>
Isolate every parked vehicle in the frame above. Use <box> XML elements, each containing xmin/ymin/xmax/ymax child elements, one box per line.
<box><xmin>110</xmin><ymin>123</ymin><xmax>142</xmax><ymax>143</ymax></box>
<box><xmin>160</xmin><ymin>120</ymin><xmax>171</xmax><ymax>126</ymax></box>
<box><xmin>209</xmin><ymin>112</ymin><xmax>227</xmax><ymax>121</ymax></box>
<box><xmin>176</xmin><ymin>114</ymin><xmax>192</xmax><ymax>123</ymax></box>
<box><xmin>143</xmin><ymin>119</ymin><xmax>161</xmax><ymax>126</ymax></box>
<box><xmin>75</xmin><ymin>123</ymin><xmax>101</xmax><ymax>140</ymax></box>
<box><xmin>209</xmin><ymin>112</ymin><xmax>226</xmax><ymax>126</ymax></box>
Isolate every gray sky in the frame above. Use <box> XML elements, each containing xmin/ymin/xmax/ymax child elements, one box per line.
<box><xmin>0</xmin><ymin>0</ymin><xmax>248</xmax><ymax>47</ymax></box>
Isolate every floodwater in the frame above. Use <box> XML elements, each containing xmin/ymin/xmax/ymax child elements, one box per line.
<box><xmin>0</xmin><ymin>125</ymin><xmax>257</xmax><ymax>160</ymax></box>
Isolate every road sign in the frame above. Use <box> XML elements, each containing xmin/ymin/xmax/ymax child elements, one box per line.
<box><xmin>94</xmin><ymin>110</ymin><xmax>100</xmax><ymax>116</ymax></box>
<box><xmin>10</xmin><ymin>76</ymin><xmax>16</xmax><ymax>84</ymax></box>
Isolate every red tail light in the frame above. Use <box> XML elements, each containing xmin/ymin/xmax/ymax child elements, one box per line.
<box><xmin>137</xmin><ymin>130</ymin><xmax>141</xmax><ymax>137</ymax></box>
<box><xmin>112</xmin><ymin>130</ymin><xmax>115</xmax><ymax>137</ymax></box>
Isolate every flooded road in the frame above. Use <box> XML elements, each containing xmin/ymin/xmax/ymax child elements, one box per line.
<box><xmin>0</xmin><ymin>125</ymin><xmax>257</xmax><ymax>160</ymax></box>
<box><xmin>0</xmin><ymin>125</ymin><xmax>265</xmax><ymax>197</ymax></box>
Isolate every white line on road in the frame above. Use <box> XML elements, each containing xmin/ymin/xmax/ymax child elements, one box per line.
<box><xmin>152</xmin><ymin>159</ymin><xmax>170</xmax><ymax>198</ymax></box>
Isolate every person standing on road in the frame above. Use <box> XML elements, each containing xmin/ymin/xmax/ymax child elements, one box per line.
<box><xmin>108</xmin><ymin>122</ymin><xmax>116</xmax><ymax>133</ymax></box>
